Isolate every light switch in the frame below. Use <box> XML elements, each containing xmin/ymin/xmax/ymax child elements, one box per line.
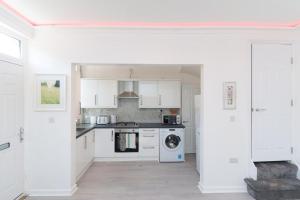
<box><xmin>229</xmin><ymin>158</ymin><xmax>239</xmax><ymax>164</ymax></box>
<box><xmin>229</xmin><ymin>115</ymin><xmax>235</xmax><ymax>122</ymax></box>
<box><xmin>48</xmin><ymin>117</ymin><xmax>55</xmax><ymax>123</ymax></box>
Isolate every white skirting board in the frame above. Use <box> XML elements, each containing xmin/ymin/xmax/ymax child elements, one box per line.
<box><xmin>198</xmin><ymin>182</ymin><xmax>247</xmax><ymax>193</ymax></box>
<box><xmin>27</xmin><ymin>184</ymin><xmax>78</xmax><ymax>196</ymax></box>
<box><xmin>94</xmin><ymin>157</ymin><xmax>159</xmax><ymax>162</ymax></box>
<box><xmin>76</xmin><ymin>159</ymin><xmax>94</xmax><ymax>182</ymax></box>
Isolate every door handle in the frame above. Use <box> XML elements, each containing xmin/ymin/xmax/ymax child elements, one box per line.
<box><xmin>94</xmin><ymin>95</ymin><xmax>97</xmax><ymax>106</ymax></box>
<box><xmin>19</xmin><ymin>127</ymin><xmax>24</xmax><ymax>143</ymax></box>
<box><xmin>111</xmin><ymin>130</ymin><xmax>114</xmax><ymax>142</ymax></box>
<box><xmin>182</xmin><ymin>121</ymin><xmax>189</xmax><ymax>123</ymax></box>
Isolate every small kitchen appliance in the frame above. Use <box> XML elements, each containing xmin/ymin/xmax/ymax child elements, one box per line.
<box><xmin>97</xmin><ymin>115</ymin><xmax>110</xmax><ymax>125</ymax></box>
<box><xmin>90</xmin><ymin>116</ymin><xmax>96</xmax><ymax>124</ymax></box>
<box><xmin>110</xmin><ymin>115</ymin><xmax>117</xmax><ymax>124</ymax></box>
<box><xmin>162</xmin><ymin>115</ymin><xmax>181</xmax><ymax>125</ymax></box>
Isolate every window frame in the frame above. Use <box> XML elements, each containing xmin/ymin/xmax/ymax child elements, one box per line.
<box><xmin>0</xmin><ymin>27</ymin><xmax>25</xmax><ymax>66</ymax></box>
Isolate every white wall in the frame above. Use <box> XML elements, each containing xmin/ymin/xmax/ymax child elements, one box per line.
<box><xmin>25</xmin><ymin>27</ymin><xmax>300</xmax><ymax>195</ymax></box>
<box><xmin>80</xmin><ymin>64</ymin><xmax>200</xmax><ymax>85</ymax></box>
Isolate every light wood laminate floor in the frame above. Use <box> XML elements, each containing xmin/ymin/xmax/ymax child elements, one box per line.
<box><xmin>27</xmin><ymin>154</ymin><xmax>253</xmax><ymax>200</ymax></box>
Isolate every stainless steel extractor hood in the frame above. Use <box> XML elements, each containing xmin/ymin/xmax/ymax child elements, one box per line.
<box><xmin>118</xmin><ymin>69</ymin><xmax>139</xmax><ymax>98</ymax></box>
<box><xmin>119</xmin><ymin>80</ymin><xmax>139</xmax><ymax>98</ymax></box>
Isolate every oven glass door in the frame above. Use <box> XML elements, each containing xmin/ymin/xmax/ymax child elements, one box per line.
<box><xmin>115</xmin><ymin>132</ymin><xmax>139</xmax><ymax>153</ymax></box>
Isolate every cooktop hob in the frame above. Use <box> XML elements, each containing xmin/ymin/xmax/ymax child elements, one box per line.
<box><xmin>115</xmin><ymin>122</ymin><xmax>139</xmax><ymax>128</ymax></box>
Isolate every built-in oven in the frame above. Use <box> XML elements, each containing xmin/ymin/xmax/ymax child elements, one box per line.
<box><xmin>115</xmin><ymin>129</ymin><xmax>139</xmax><ymax>153</ymax></box>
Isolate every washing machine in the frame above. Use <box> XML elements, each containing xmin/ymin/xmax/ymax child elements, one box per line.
<box><xmin>160</xmin><ymin>128</ymin><xmax>185</xmax><ymax>162</ymax></box>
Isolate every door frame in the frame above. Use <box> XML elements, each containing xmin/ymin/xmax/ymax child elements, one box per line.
<box><xmin>250</xmin><ymin>41</ymin><xmax>296</xmax><ymax>164</ymax></box>
<box><xmin>0</xmin><ymin>28</ymin><xmax>25</xmax><ymax>200</ymax></box>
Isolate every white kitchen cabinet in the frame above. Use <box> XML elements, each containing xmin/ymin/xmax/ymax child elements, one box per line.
<box><xmin>139</xmin><ymin>80</ymin><xmax>181</xmax><ymax>108</ymax></box>
<box><xmin>95</xmin><ymin>129</ymin><xmax>115</xmax><ymax>158</ymax></box>
<box><xmin>76</xmin><ymin>135</ymin><xmax>85</xmax><ymax>178</ymax></box>
<box><xmin>139</xmin><ymin>128</ymin><xmax>159</xmax><ymax>158</ymax></box>
<box><xmin>87</xmin><ymin>130</ymin><xmax>95</xmax><ymax>163</ymax></box>
<box><xmin>139</xmin><ymin>81</ymin><xmax>159</xmax><ymax>108</ymax></box>
<box><xmin>158</xmin><ymin>80</ymin><xmax>181</xmax><ymax>108</ymax></box>
<box><xmin>98</xmin><ymin>80</ymin><xmax>118</xmax><ymax>108</ymax></box>
<box><xmin>76</xmin><ymin>130</ymin><xmax>95</xmax><ymax>179</ymax></box>
<box><xmin>81</xmin><ymin>79</ymin><xmax>98</xmax><ymax>108</ymax></box>
<box><xmin>81</xmin><ymin>79</ymin><xmax>118</xmax><ymax>108</ymax></box>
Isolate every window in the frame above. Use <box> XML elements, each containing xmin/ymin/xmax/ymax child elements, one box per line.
<box><xmin>0</xmin><ymin>32</ymin><xmax>21</xmax><ymax>58</ymax></box>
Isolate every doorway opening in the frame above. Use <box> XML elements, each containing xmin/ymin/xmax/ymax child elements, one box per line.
<box><xmin>71</xmin><ymin>64</ymin><xmax>202</xmax><ymax>197</ymax></box>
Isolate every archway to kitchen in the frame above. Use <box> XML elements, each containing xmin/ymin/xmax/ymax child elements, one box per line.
<box><xmin>71</xmin><ymin>64</ymin><xmax>202</xmax><ymax>197</ymax></box>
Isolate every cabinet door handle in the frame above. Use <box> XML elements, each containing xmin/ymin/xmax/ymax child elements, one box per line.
<box><xmin>143</xmin><ymin>146</ymin><xmax>155</xmax><ymax>149</ymax></box>
<box><xmin>158</xmin><ymin>95</ymin><xmax>162</xmax><ymax>106</ymax></box>
<box><xmin>142</xmin><ymin>129</ymin><xmax>156</xmax><ymax>132</ymax></box>
<box><xmin>84</xmin><ymin>136</ymin><xmax>87</xmax><ymax>149</ymax></box>
<box><xmin>143</xmin><ymin>135</ymin><xmax>155</xmax><ymax>138</ymax></box>
<box><xmin>140</xmin><ymin>95</ymin><xmax>143</xmax><ymax>106</ymax></box>
<box><xmin>93</xmin><ymin>132</ymin><xmax>95</xmax><ymax>143</ymax></box>
<box><xmin>111</xmin><ymin>130</ymin><xmax>114</xmax><ymax>142</ymax></box>
<box><xmin>94</xmin><ymin>95</ymin><xmax>97</xmax><ymax>106</ymax></box>
<box><xmin>114</xmin><ymin>95</ymin><xmax>117</xmax><ymax>106</ymax></box>
<box><xmin>79</xmin><ymin>102</ymin><xmax>81</xmax><ymax>115</ymax></box>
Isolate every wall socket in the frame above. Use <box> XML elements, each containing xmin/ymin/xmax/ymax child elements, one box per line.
<box><xmin>229</xmin><ymin>158</ymin><xmax>239</xmax><ymax>164</ymax></box>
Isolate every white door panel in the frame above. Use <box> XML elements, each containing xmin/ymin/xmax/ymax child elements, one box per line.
<box><xmin>252</xmin><ymin>43</ymin><xmax>292</xmax><ymax>162</ymax></box>
<box><xmin>139</xmin><ymin>81</ymin><xmax>159</xmax><ymax>108</ymax></box>
<box><xmin>81</xmin><ymin>79</ymin><xmax>98</xmax><ymax>108</ymax></box>
<box><xmin>95</xmin><ymin>129</ymin><xmax>114</xmax><ymax>158</ymax></box>
<box><xmin>182</xmin><ymin>84</ymin><xmax>200</xmax><ymax>154</ymax></box>
<box><xmin>0</xmin><ymin>61</ymin><xmax>24</xmax><ymax>200</ymax></box>
<box><xmin>158</xmin><ymin>81</ymin><xmax>181</xmax><ymax>108</ymax></box>
<box><xmin>98</xmin><ymin>80</ymin><xmax>118</xmax><ymax>108</ymax></box>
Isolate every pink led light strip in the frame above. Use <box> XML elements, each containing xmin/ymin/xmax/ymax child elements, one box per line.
<box><xmin>1</xmin><ymin>0</ymin><xmax>300</xmax><ymax>29</ymax></box>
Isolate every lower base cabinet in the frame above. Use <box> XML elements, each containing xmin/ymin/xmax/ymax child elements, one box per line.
<box><xmin>139</xmin><ymin>128</ymin><xmax>159</xmax><ymax>158</ymax></box>
<box><xmin>94</xmin><ymin>129</ymin><xmax>115</xmax><ymax>158</ymax></box>
<box><xmin>76</xmin><ymin>130</ymin><xmax>95</xmax><ymax>179</ymax></box>
<box><xmin>94</xmin><ymin>128</ymin><xmax>159</xmax><ymax>160</ymax></box>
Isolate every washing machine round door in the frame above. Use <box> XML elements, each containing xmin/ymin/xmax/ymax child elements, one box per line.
<box><xmin>164</xmin><ymin>134</ymin><xmax>181</xmax><ymax>150</ymax></box>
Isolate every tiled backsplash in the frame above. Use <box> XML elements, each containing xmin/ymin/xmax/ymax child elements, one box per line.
<box><xmin>82</xmin><ymin>98</ymin><xmax>176</xmax><ymax>123</ymax></box>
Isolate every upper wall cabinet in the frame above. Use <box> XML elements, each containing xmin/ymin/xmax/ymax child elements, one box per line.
<box><xmin>158</xmin><ymin>81</ymin><xmax>181</xmax><ymax>108</ymax></box>
<box><xmin>139</xmin><ymin>81</ymin><xmax>159</xmax><ymax>108</ymax></box>
<box><xmin>139</xmin><ymin>80</ymin><xmax>181</xmax><ymax>108</ymax></box>
<box><xmin>81</xmin><ymin>79</ymin><xmax>98</xmax><ymax>108</ymax></box>
<box><xmin>81</xmin><ymin>79</ymin><xmax>118</xmax><ymax>108</ymax></box>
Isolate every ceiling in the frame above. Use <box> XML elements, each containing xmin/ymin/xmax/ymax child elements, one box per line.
<box><xmin>1</xmin><ymin>0</ymin><xmax>300</xmax><ymax>28</ymax></box>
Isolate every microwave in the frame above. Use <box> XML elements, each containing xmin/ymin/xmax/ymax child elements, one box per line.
<box><xmin>162</xmin><ymin>115</ymin><xmax>181</xmax><ymax>125</ymax></box>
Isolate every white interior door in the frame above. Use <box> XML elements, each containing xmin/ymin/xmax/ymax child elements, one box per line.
<box><xmin>182</xmin><ymin>84</ymin><xmax>200</xmax><ymax>154</ymax></box>
<box><xmin>0</xmin><ymin>61</ymin><xmax>24</xmax><ymax>200</ymax></box>
<box><xmin>252</xmin><ymin>43</ymin><xmax>293</xmax><ymax>162</ymax></box>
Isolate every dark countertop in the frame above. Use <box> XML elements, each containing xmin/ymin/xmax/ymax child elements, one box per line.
<box><xmin>76</xmin><ymin>123</ymin><xmax>185</xmax><ymax>139</ymax></box>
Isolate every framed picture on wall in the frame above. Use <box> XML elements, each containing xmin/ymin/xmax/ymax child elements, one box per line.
<box><xmin>223</xmin><ymin>81</ymin><xmax>236</xmax><ymax>110</ymax></box>
<box><xmin>35</xmin><ymin>74</ymin><xmax>66</xmax><ymax>111</ymax></box>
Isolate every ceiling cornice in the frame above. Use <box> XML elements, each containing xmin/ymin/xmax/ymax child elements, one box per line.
<box><xmin>1</xmin><ymin>0</ymin><xmax>300</xmax><ymax>29</ymax></box>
